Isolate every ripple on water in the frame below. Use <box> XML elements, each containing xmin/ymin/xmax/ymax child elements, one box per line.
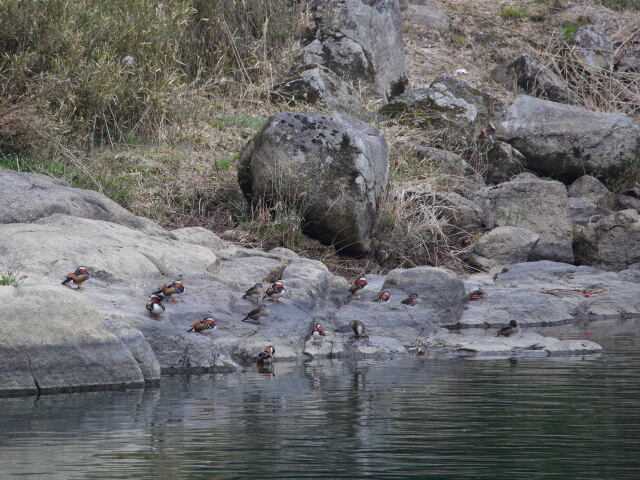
<box><xmin>0</xmin><ymin>326</ymin><xmax>639</xmax><ymax>479</ymax></box>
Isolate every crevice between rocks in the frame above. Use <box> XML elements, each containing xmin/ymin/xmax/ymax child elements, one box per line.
<box><xmin>24</xmin><ymin>351</ymin><xmax>41</xmax><ymax>397</ymax></box>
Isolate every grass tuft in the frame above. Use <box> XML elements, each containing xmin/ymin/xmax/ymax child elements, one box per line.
<box><xmin>0</xmin><ymin>271</ymin><xmax>26</xmax><ymax>287</ymax></box>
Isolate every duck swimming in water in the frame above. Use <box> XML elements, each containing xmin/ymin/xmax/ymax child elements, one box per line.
<box><xmin>263</xmin><ymin>281</ymin><xmax>286</xmax><ymax>303</ymax></box>
<box><xmin>188</xmin><ymin>317</ymin><xmax>217</xmax><ymax>333</ymax></box>
<box><xmin>257</xmin><ymin>345</ymin><xmax>275</xmax><ymax>365</ymax></box>
<box><xmin>61</xmin><ymin>266</ymin><xmax>90</xmax><ymax>290</ymax></box>
<box><xmin>152</xmin><ymin>281</ymin><xmax>184</xmax><ymax>304</ymax></box>
<box><xmin>146</xmin><ymin>294</ymin><xmax>165</xmax><ymax>320</ymax></box>
<box><xmin>350</xmin><ymin>320</ymin><xmax>367</xmax><ymax>339</ymax></box>
<box><xmin>243</xmin><ymin>282</ymin><xmax>264</xmax><ymax>304</ymax></box>
<box><xmin>496</xmin><ymin>320</ymin><xmax>519</xmax><ymax>337</ymax></box>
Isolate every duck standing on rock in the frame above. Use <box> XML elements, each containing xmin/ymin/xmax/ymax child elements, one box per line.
<box><xmin>349</xmin><ymin>276</ymin><xmax>368</xmax><ymax>300</ymax></box>
<box><xmin>350</xmin><ymin>320</ymin><xmax>368</xmax><ymax>339</ymax></box>
<box><xmin>188</xmin><ymin>317</ymin><xmax>217</xmax><ymax>333</ymax></box>
<box><xmin>146</xmin><ymin>294</ymin><xmax>166</xmax><ymax>320</ymax></box>
<box><xmin>243</xmin><ymin>282</ymin><xmax>263</xmax><ymax>304</ymax></box>
<box><xmin>257</xmin><ymin>345</ymin><xmax>275</xmax><ymax>365</ymax></box>
<box><xmin>375</xmin><ymin>291</ymin><xmax>391</xmax><ymax>303</ymax></box>
<box><xmin>61</xmin><ymin>266</ymin><xmax>91</xmax><ymax>290</ymax></box>
<box><xmin>153</xmin><ymin>281</ymin><xmax>184</xmax><ymax>304</ymax></box>
<box><xmin>312</xmin><ymin>323</ymin><xmax>326</xmax><ymax>337</ymax></box>
<box><xmin>242</xmin><ymin>304</ymin><xmax>269</xmax><ymax>324</ymax></box>
<box><xmin>496</xmin><ymin>320</ymin><xmax>519</xmax><ymax>337</ymax></box>
<box><xmin>401</xmin><ymin>293</ymin><xmax>420</xmax><ymax>306</ymax></box>
<box><xmin>263</xmin><ymin>281</ymin><xmax>286</xmax><ymax>303</ymax></box>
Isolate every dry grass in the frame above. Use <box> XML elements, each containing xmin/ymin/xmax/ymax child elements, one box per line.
<box><xmin>2</xmin><ymin>0</ymin><xmax>638</xmax><ymax>279</ymax></box>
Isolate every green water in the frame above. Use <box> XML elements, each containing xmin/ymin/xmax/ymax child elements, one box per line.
<box><xmin>1</xmin><ymin>324</ymin><xmax>639</xmax><ymax>479</ymax></box>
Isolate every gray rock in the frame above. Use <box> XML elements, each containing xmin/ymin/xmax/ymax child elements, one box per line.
<box><xmin>304</xmin><ymin>333</ymin><xmax>407</xmax><ymax>359</ymax></box>
<box><xmin>567</xmin><ymin>175</ymin><xmax>613</xmax><ymax>206</ymax></box>
<box><xmin>457</xmin><ymin>260</ymin><xmax>640</xmax><ymax>328</ymax></box>
<box><xmin>170</xmin><ymin>227</ymin><xmax>227</xmax><ymax>252</ymax></box>
<box><xmin>571</xmin><ymin>25</ymin><xmax>615</xmax><ymax>73</ymax></box>
<box><xmin>419</xmin><ymin>330</ymin><xmax>602</xmax><ymax>357</ymax></box>
<box><xmin>472</xmin><ymin>226</ymin><xmax>539</xmax><ymax>267</ymax></box>
<box><xmin>413</xmin><ymin>146</ymin><xmax>485</xmax><ymax>193</ymax></box>
<box><xmin>485</xmin><ymin>140</ymin><xmax>525</xmax><ymax>184</ymax></box>
<box><xmin>401</xmin><ymin>187</ymin><xmax>486</xmax><ymax>235</ymax></box>
<box><xmin>615</xmin><ymin>194</ymin><xmax>640</xmax><ymax>212</ymax></box>
<box><xmin>238</xmin><ymin>112</ymin><xmax>388</xmax><ymax>254</ymax></box>
<box><xmin>332</xmin><ymin>266</ymin><xmax>466</xmax><ymax>344</ymax></box>
<box><xmin>617</xmin><ymin>263</ymin><xmax>640</xmax><ymax>283</ymax></box>
<box><xmin>381</xmin><ymin>75</ymin><xmax>504</xmax><ymax>140</ymax></box>
<box><xmin>568</xmin><ymin>197</ymin><xmax>607</xmax><ymax>225</ymax></box>
<box><xmin>272</xmin><ymin>66</ymin><xmax>371</xmax><ymax>120</ymax></box>
<box><xmin>406</xmin><ymin>1</ymin><xmax>451</xmax><ymax>36</ymax></box>
<box><xmin>0</xmin><ymin>284</ymin><xmax>146</xmax><ymax>397</ymax></box>
<box><xmin>494</xmin><ymin>54</ymin><xmax>577</xmax><ymax>104</ymax></box>
<box><xmin>480</xmin><ymin>174</ymin><xmax>573</xmax><ymax>263</ymax></box>
<box><xmin>616</xmin><ymin>50</ymin><xmax>640</xmax><ymax>73</ymax></box>
<box><xmin>0</xmin><ymin>169</ymin><xmax>164</xmax><ymax>235</ymax></box>
<box><xmin>575</xmin><ymin>209</ymin><xmax>640</xmax><ymax>271</ymax></box>
<box><xmin>300</xmin><ymin>0</ymin><xmax>407</xmax><ymax>100</ymax></box>
<box><xmin>497</xmin><ymin>95</ymin><xmax>640</xmax><ymax>182</ymax></box>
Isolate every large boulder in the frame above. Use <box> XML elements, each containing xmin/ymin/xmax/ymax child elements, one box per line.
<box><xmin>238</xmin><ymin>112</ymin><xmax>389</xmax><ymax>255</ymax></box>
<box><xmin>494</xmin><ymin>54</ymin><xmax>577</xmax><ymax>104</ymax></box>
<box><xmin>575</xmin><ymin>209</ymin><xmax>640</xmax><ymax>271</ymax></box>
<box><xmin>480</xmin><ymin>173</ymin><xmax>573</xmax><ymax>262</ymax></box>
<box><xmin>571</xmin><ymin>25</ymin><xmax>615</xmax><ymax>73</ymax></box>
<box><xmin>300</xmin><ymin>0</ymin><xmax>407</xmax><ymax>100</ymax></box>
<box><xmin>469</xmin><ymin>226</ymin><xmax>539</xmax><ymax>270</ymax></box>
<box><xmin>380</xmin><ymin>75</ymin><xmax>504</xmax><ymax>140</ymax></box>
<box><xmin>497</xmin><ymin>95</ymin><xmax>640</xmax><ymax>182</ymax></box>
<box><xmin>271</xmin><ymin>65</ymin><xmax>371</xmax><ymax>120</ymax></box>
<box><xmin>0</xmin><ymin>169</ymin><xmax>163</xmax><ymax>234</ymax></box>
<box><xmin>0</xmin><ymin>284</ymin><xmax>151</xmax><ymax>397</ymax></box>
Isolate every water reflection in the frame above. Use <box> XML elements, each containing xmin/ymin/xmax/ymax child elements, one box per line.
<box><xmin>0</xmin><ymin>323</ymin><xmax>639</xmax><ymax>479</ymax></box>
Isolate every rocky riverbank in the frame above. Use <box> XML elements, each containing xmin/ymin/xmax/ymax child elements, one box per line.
<box><xmin>2</xmin><ymin>169</ymin><xmax>630</xmax><ymax>397</ymax></box>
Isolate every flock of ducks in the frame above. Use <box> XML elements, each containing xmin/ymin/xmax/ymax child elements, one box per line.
<box><xmin>60</xmin><ymin>268</ymin><xmax>519</xmax><ymax>365</ymax></box>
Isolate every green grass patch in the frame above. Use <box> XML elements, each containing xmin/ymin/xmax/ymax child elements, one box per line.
<box><xmin>0</xmin><ymin>271</ymin><xmax>26</xmax><ymax>287</ymax></box>
<box><xmin>499</xmin><ymin>5</ymin><xmax>529</xmax><ymax>19</ymax></box>
<box><xmin>211</xmin><ymin>114</ymin><xmax>266</xmax><ymax>131</ymax></box>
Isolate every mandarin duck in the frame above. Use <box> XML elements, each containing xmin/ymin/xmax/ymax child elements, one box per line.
<box><xmin>263</xmin><ymin>281</ymin><xmax>286</xmax><ymax>303</ymax></box>
<box><xmin>468</xmin><ymin>289</ymin><xmax>487</xmax><ymax>301</ymax></box>
<box><xmin>242</xmin><ymin>304</ymin><xmax>269</xmax><ymax>324</ymax></box>
<box><xmin>188</xmin><ymin>317</ymin><xmax>217</xmax><ymax>333</ymax></box>
<box><xmin>243</xmin><ymin>282</ymin><xmax>264</xmax><ymax>304</ymax></box>
<box><xmin>375</xmin><ymin>291</ymin><xmax>391</xmax><ymax>303</ymax></box>
<box><xmin>496</xmin><ymin>320</ymin><xmax>519</xmax><ymax>337</ymax></box>
<box><xmin>350</xmin><ymin>320</ymin><xmax>367</xmax><ymax>339</ymax></box>
<box><xmin>146</xmin><ymin>294</ymin><xmax>166</xmax><ymax>320</ymax></box>
<box><xmin>401</xmin><ymin>293</ymin><xmax>420</xmax><ymax>306</ymax></box>
<box><xmin>349</xmin><ymin>276</ymin><xmax>368</xmax><ymax>300</ymax></box>
<box><xmin>312</xmin><ymin>323</ymin><xmax>327</xmax><ymax>337</ymax></box>
<box><xmin>152</xmin><ymin>281</ymin><xmax>184</xmax><ymax>304</ymax></box>
<box><xmin>61</xmin><ymin>266</ymin><xmax>91</xmax><ymax>290</ymax></box>
<box><xmin>257</xmin><ymin>345</ymin><xmax>275</xmax><ymax>365</ymax></box>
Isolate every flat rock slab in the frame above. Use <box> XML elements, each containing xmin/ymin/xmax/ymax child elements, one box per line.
<box><xmin>458</xmin><ymin>261</ymin><xmax>640</xmax><ymax>328</ymax></box>
<box><xmin>419</xmin><ymin>330</ymin><xmax>602</xmax><ymax>357</ymax></box>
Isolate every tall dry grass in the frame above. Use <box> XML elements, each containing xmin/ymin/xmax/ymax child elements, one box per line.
<box><xmin>0</xmin><ymin>0</ymin><xmax>305</xmax><ymax>152</ymax></box>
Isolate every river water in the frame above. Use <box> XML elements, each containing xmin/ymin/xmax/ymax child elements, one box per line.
<box><xmin>1</xmin><ymin>322</ymin><xmax>639</xmax><ymax>479</ymax></box>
